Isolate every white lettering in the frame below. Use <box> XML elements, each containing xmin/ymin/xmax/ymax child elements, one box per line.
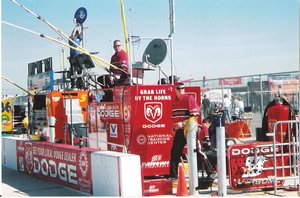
<box><xmin>49</xmin><ymin>160</ymin><xmax>57</xmax><ymax>178</ymax></box>
<box><xmin>142</xmin><ymin>124</ymin><xmax>166</xmax><ymax>129</ymax></box>
<box><xmin>31</xmin><ymin>157</ymin><xmax>78</xmax><ymax>184</ymax></box>
<box><xmin>140</xmin><ymin>90</ymin><xmax>154</xmax><ymax>95</ymax></box>
<box><xmin>68</xmin><ymin>165</ymin><xmax>78</xmax><ymax>185</ymax></box>
<box><xmin>231</xmin><ymin>146</ymin><xmax>279</xmax><ymax>156</ymax></box>
<box><xmin>153</xmin><ymin>95</ymin><xmax>171</xmax><ymax>100</ymax></box>
<box><xmin>143</xmin><ymin>96</ymin><xmax>152</xmax><ymax>100</ymax></box>
<box><xmin>135</xmin><ymin>96</ymin><xmax>142</xmax><ymax>101</ymax></box>
<box><xmin>41</xmin><ymin>158</ymin><xmax>48</xmax><ymax>176</ymax></box>
<box><xmin>33</xmin><ymin>157</ymin><xmax>40</xmax><ymax>173</ymax></box>
<box><xmin>98</xmin><ymin>109</ymin><xmax>119</xmax><ymax>118</ymax></box>
<box><xmin>155</xmin><ymin>89</ymin><xmax>166</xmax><ymax>94</ymax></box>
<box><xmin>45</xmin><ymin>149</ymin><xmax>53</xmax><ymax>158</ymax></box>
<box><xmin>141</xmin><ymin>161</ymin><xmax>169</xmax><ymax>168</ymax></box>
<box><xmin>244</xmin><ymin>178</ymin><xmax>281</xmax><ymax>185</ymax></box>
<box><xmin>33</xmin><ymin>147</ymin><xmax>38</xmax><ymax>155</ymax></box>
<box><xmin>54</xmin><ymin>150</ymin><xmax>63</xmax><ymax>160</ymax></box>
<box><xmin>58</xmin><ymin>163</ymin><xmax>67</xmax><ymax>182</ymax></box>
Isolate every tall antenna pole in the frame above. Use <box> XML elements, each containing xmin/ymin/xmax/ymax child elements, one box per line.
<box><xmin>129</xmin><ymin>8</ymin><xmax>135</xmax><ymax>62</ymax></box>
<box><xmin>169</xmin><ymin>0</ymin><xmax>175</xmax><ymax>37</ymax></box>
<box><xmin>169</xmin><ymin>0</ymin><xmax>175</xmax><ymax>83</ymax></box>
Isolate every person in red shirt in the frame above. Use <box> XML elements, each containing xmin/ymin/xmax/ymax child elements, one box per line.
<box><xmin>199</xmin><ymin>118</ymin><xmax>211</xmax><ymax>151</ymax></box>
<box><xmin>169</xmin><ymin>81</ymin><xmax>200</xmax><ymax>179</ymax></box>
<box><xmin>110</xmin><ymin>40</ymin><xmax>128</xmax><ymax>74</ymax></box>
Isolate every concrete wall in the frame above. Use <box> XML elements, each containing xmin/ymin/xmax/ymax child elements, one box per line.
<box><xmin>91</xmin><ymin>151</ymin><xmax>142</xmax><ymax>196</ymax></box>
<box><xmin>2</xmin><ymin>137</ymin><xmax>19</xmax><ymax>170</ymax></box>
<box><xmin>2</xmin><ymin>137</ymin><xmax>142</xmax><ymax>196</ymax></box>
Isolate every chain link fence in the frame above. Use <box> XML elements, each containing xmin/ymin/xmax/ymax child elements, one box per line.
<box><xmin>189</xmin><ymin>71</ymin><xmax>299</xmax><ymax>133</ymax></box>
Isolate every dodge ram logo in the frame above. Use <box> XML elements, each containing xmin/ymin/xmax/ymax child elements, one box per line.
<box><xmin>144</xmin><ymin>102</ymin><xmax>162</xmax><ymax>123</ymax></box>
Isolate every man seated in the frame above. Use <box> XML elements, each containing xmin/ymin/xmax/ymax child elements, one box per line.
<box><xmin>110</xmin><ymin>40</ymin><xmax>128</xmax><ymax>74</ymax></box>
<box><xmin>110</xmin><ymin>40</ymin><xmax>130</xmax><ymax>85</ymax></box>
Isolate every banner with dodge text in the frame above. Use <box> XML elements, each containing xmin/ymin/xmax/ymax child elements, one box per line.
<box><xmin>16</xmin><ymin>140</ymin><xmax>95</xmax><ymax>194</ymax></box>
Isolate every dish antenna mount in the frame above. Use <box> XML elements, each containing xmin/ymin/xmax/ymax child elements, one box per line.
<box><xmin>142</xmin><ymin>39</ymin><xmax>167</xmax><ymax>66</ymax></box>
<box><xmin>74</xmin><ymin>7</ymin><xmax>87</xmax><ymax>24</ymax></box>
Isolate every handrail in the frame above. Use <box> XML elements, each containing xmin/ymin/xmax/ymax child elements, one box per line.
<box><xmin>267</xmin><ymin>120</ymin><xmax>299</xmax><ymax>195</ymax></box>
<box><xmin>87</xmin><ymin>136</ymin><xmax>127</xmax><ymax>153</ymax></box>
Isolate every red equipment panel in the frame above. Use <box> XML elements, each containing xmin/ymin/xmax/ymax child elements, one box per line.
<box><xmin>228</xmin><ymin>142</ymin><xmax>290</xmax><ymax>190</ymax></box>
<box><xmin>225</xmin><ymin>121</ymin><xmax>251</xmax><ymax>138</ymax></box>
<box><xmin>88</xmin><ymin>85</ymin><xmax>201</xmax><ymax>177</ymax></box>
<box><xmin>267</xmin><ymin>104</ymin><xmax>289</xmax><ymax>143</ymax></box>
<box><xmin>143</xmin><ymin>179</ymin><xmax>173</xmax><ymax>196</ymax></box>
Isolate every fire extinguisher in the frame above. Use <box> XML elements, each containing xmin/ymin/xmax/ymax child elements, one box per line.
<box><xmin>261</xmin><ymin>96</ymin><xmax>293</xmax><ymax>143</ymax></box>
<box><xmin>266</xmin><ymin>101</ymin><xmax>289</xmax><ymax>143</ymax></box>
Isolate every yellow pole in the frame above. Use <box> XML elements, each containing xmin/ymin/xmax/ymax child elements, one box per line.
<box><xmin>1</xmin><ymin>75</ymin><xmax>34</xmax><ymax>96</ymax></box>
<box><xmin>3</xmin><ymin>19</ymin><xmax>128</xmax><ymax>74</ymax></box>
<box><xmin>119</xmin><ymin>0</ymin><xmax>130</xmax><ymax>57</ymax></box>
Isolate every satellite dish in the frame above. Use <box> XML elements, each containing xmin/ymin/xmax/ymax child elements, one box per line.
<box><xmin>142</xmin><ymin>39</ymin><xmax>167</xmax><ymax>66</ymax></box>
<box><xmin>74</xmin><ymin>7</ymin><xmax>87</xmax><ymax>24</ymax></box>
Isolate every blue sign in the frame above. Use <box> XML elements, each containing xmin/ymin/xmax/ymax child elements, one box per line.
<box><xmin>27</xmin><ymin>71</ymin><xmax>54</xmax><ymax>92</ymax></box>
<box><xmin>74</xmin><ymin>7</ymin><xmax>87</xmax><ymax>24</ymax></box>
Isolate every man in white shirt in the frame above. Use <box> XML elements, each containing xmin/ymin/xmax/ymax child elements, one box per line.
<box><xmin>233</xmin><ymin>96</ymin><xmax>240</xmax><ymax>115</ymax></box>
<box><xmin>223</xmin><ymin>94</ymin><xmax>231</xmax><ymax>121</ymax></box>
<box><xmin>238</xmin><ymin>97</ymin><xmax>244</xmax><ymax>119</ymax></box>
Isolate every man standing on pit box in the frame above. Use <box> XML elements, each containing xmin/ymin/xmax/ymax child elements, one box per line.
<box><xmin>169</xmin><ymin>81</ymin><xmax>200</xmax><ymax>179</ymax></box>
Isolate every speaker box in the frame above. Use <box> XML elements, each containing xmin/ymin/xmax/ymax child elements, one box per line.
<box><xmin>69</xmin><ymin>55</ymin><xmax>80</xmax><ymax>70</ymax></box>
<box><xmin>77</xmin><ymin>54</ymin><xmax>95</xmax><ymax>69</ymax></box>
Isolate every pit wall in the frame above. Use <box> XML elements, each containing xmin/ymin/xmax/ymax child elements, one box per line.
<box><xmin>2</xmin><ymin>137</ymin><xmax>142</xmax><ymax>196</ymax></box>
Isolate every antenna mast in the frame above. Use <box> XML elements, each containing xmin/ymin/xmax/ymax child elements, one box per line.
<box><xmin>169</xmin><ymin>0</ymin><xmax>175</xmax><ymax>37</ymax></box>
<box><xmin>169</xmin><ymin>0</ymin><xmax>175</xmax><ymax>83</ymax></box>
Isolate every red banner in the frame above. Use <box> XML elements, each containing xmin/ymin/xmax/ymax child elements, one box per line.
<box><xmin>228</xmin><ymin>142</ymin><xmax>289</xmax><ymax>190</ymax></box>
<box><xmin>16</xmin><ymin>140</ymin><xmax>95</xmax><ymax>194</ymax></box>
<box><xmin>128</xmin><ymin>85</ymin><xmax>174</xmax><ymax>176</ymax></box>
<box><xmin>219</xmin><ymin>78</ymin><xmax>242</xmax><ymax>85</ymax></box>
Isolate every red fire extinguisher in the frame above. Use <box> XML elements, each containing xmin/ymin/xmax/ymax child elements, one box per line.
<box><xmin>266</xmin><ymin>101</ymin><xmax>290</xmax><ymax>143</ymax></box>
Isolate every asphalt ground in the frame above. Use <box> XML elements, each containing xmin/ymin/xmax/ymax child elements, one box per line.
<box><xmin>1</xmin><ymin>166</ymin><xmax>88</xmax><ymax>197</ymax></box>
<box><xmin>2</xmin><ymin>165</ymin><xmax>300</xmax><ymax>197</ymax></box>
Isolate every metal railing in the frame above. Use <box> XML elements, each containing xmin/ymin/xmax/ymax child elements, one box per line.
<box><xmin>266</xmin><ymin>120</ymin><xmax>299</xmax><ymax>195</ymax></box>
<box><xmin>190</xmin><ymin>71</ymin><xmax>299</xmax><ymax>117</ymax></box>
<box><xmin>87</xmin><ymin>136</ymin><xmax>128</xmax><ymax>153</ymax></box>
